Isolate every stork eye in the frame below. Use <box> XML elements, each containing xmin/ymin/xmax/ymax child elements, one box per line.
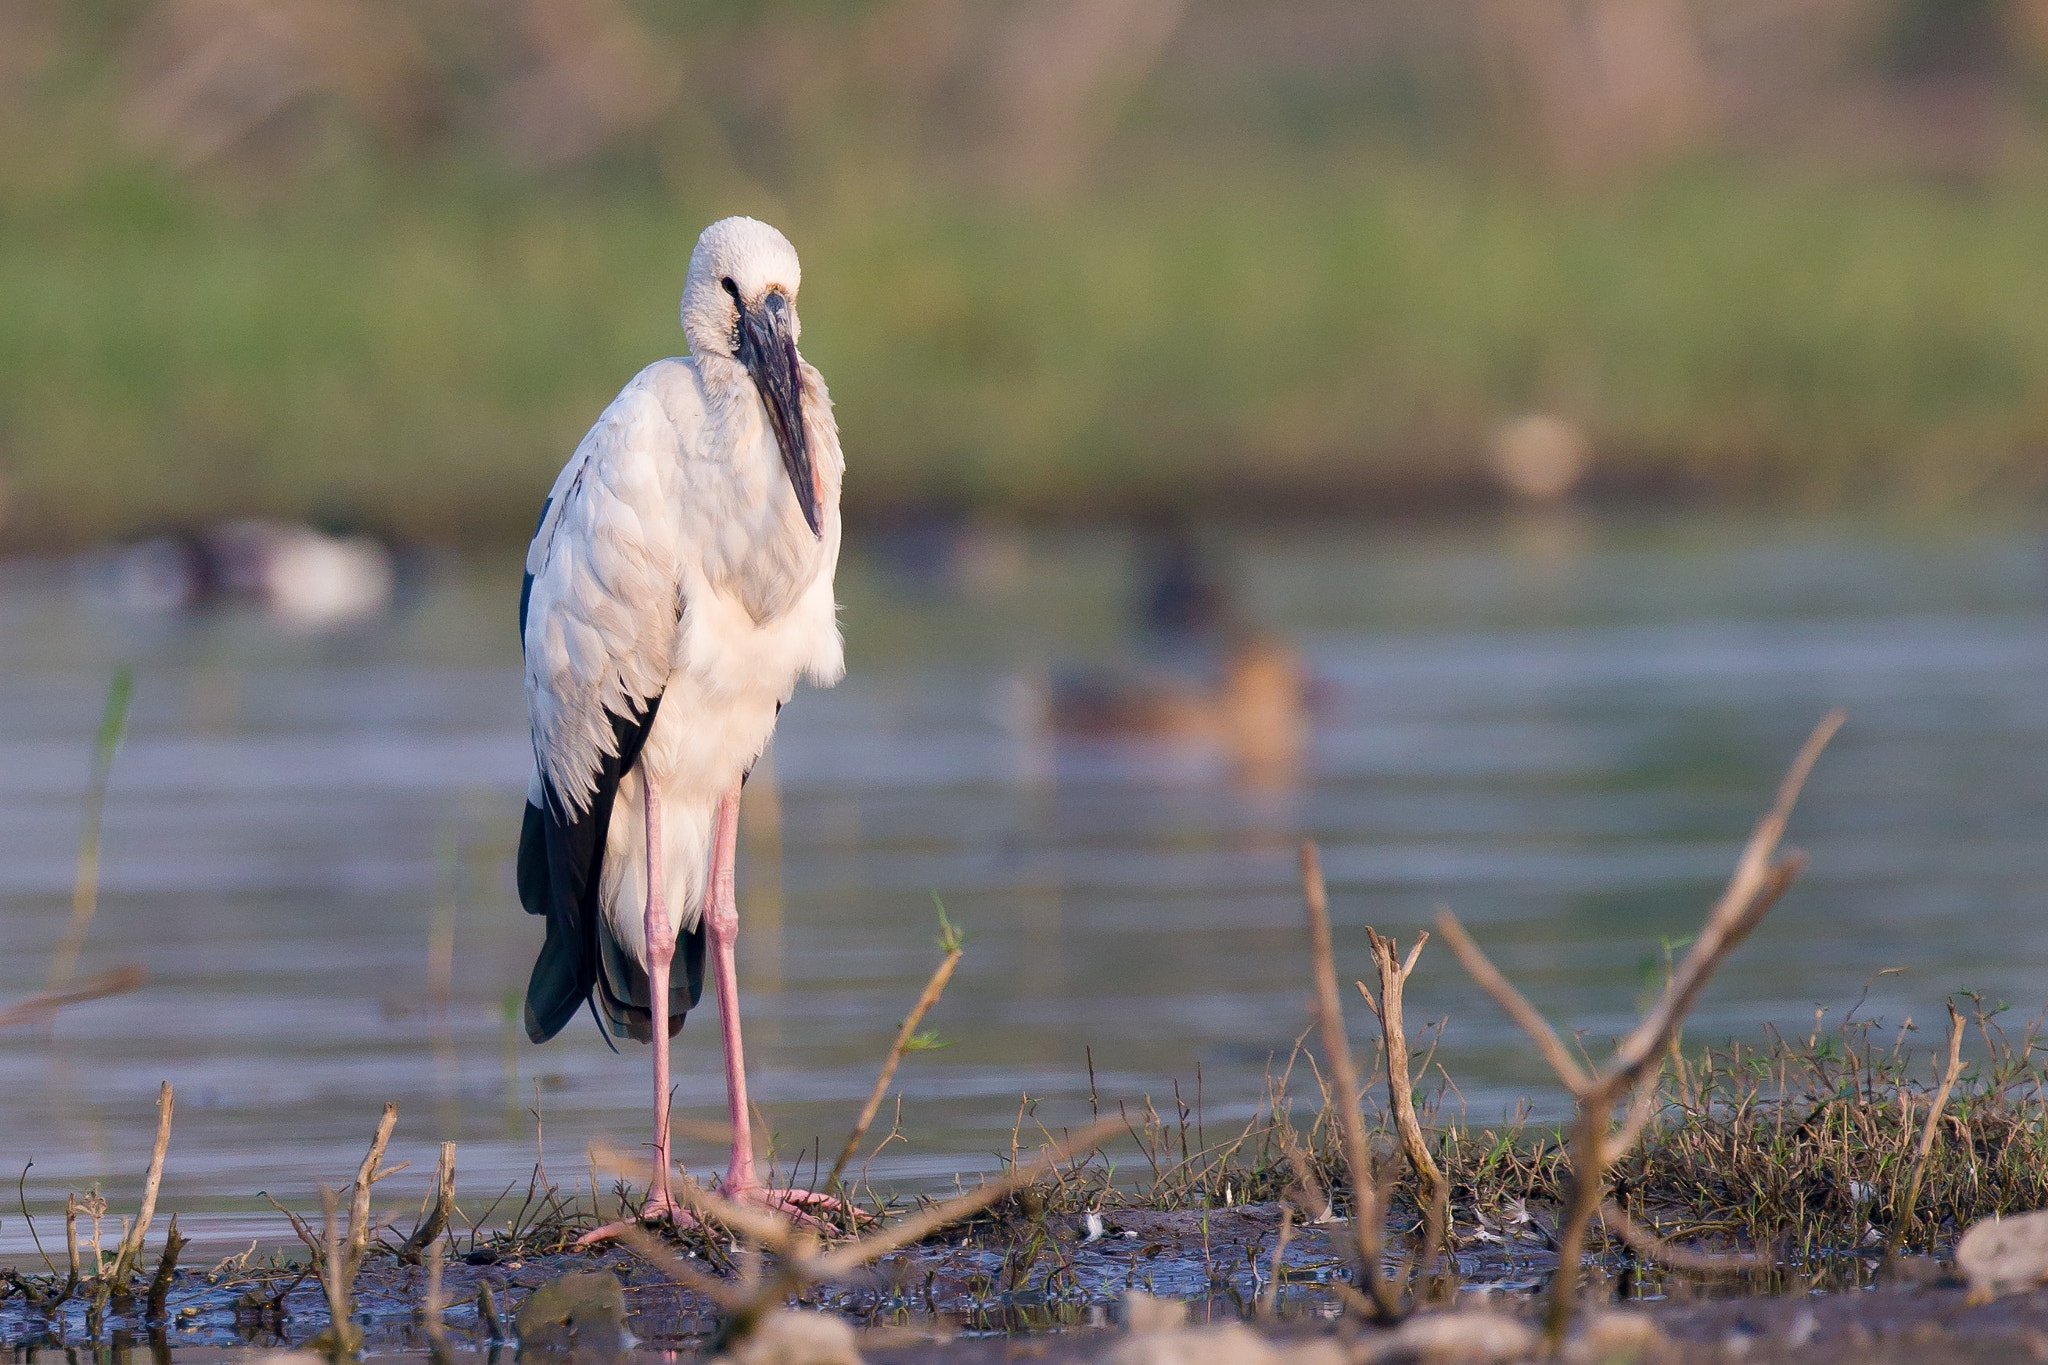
<box><xmin>721</xmin><ymin>277</ymin><xmax>743</xmax><ymax>351</ymax></box>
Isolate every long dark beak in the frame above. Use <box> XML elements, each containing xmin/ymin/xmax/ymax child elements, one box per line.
<box><xmin>734</xmin><ymin>286</ymin><xmax>821</xmax><ymax>538</ymax></box>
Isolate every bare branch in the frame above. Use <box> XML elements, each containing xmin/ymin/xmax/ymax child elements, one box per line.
<box><xmin>1362</xmin><ymin>929</ymin><xmax>1445</xmax><ymax>1204</ymax></box>
<box><xmin>1300</xmin><ymin>841</ymin><xmax>1401</xmax><ymax>1323</ymax></box>
<box><xmin>259</xmin><ymin>1191</ymin><xmax>321</xmax><ymax>1259</ymax></box>
<box><xmin>145</xmin><ymin>1215</ymin><xmax>188</xmax><ymax>1319</ymax></box>
<box><xmin>400</xmin><ymin>1142</ymin><xmax>456</xmax><ymax>1265</ymax></box>
<box><xmin>0</xmin><ymin>966</ymin><xmax>147</xmax><ymax>1030</ymax></box>
<box><xmin>1431</xmin><ymin>712</ymin><xmax>1844</xmax><ymax>1353</ymax></box>
<box><xmin>348</xmin><ymin>1103</ymin><xmax>400</xmax><ymax>1266</ymax></box>
<box><xmin>111</xmin><ymin>1081</ymin><xmax>173</xmax><ymax>1280</ymax></box>
<box><xmin>1886</xmin><ymin>1000</ymin><xmax>1966</xmax><ymax>1260</ymax></box>
<box><xmin>1612</xmin><ymin>710</ymin><xmax>1842</xmax><ymax>1072</ymax></box>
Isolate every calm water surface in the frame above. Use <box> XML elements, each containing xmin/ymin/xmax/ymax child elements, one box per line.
<box><xmin>2</xmin><ymin>512</ymin><xmax>2045</xmax><ymax>1257</ymax></box>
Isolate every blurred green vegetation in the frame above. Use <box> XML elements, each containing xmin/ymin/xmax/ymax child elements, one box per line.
<box><xmin>3</xmin><ymin>1</ymin><xmax>2048</xmax><ymax>546</ymax></box>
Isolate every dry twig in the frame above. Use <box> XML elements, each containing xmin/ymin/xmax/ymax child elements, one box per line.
<box><xmin>1357</xmin><ymin>929</ymin><xmax>1450</xmax><ymax>1291</ymax></box>
<box><xmin>145</xmin><ymin>1215</ymin><xmax>187</xmax><ymax>1319</ymax></box>
<box><xmin>1437</xmin><ymin>708</ymin><xmax>1842</xmax><ymax>1348</ymax></box>
<box><xmin>1885</xmin><ymin>1000</ymin><xmax>1966</xmax><ymax>1260</ymax></box>
<box><xmin>1356</xmin><ymin>932</ymin><xmax>1440</xmax><ymax>1201</ymax></box>
<box><xmin>1300</xmin><ymin>841</ymin><xmax>1402</xmax><ymax>1323</ymax></box>
<box><xmin>270</xmin><ymin>1102</ymin><xmax>401</xmax><ymax>1352</ymax></box>
<box><xmin>0</xmin><ymin>966</ymin><xmax>148</xmax><ymax>1030</ymax></box>
<box><xmin>111</xmin><ymin>1081</ymin><xmax>173</xmax><ymax>1281</ymax></box>
<box><xmin>400</xmin><ymin>1141</ymin><xmax>456</xmax><ymax>1265</ymax></box>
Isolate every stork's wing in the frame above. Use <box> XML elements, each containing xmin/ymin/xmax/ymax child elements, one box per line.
<box><xmin>522</xmin><ymin>381</ymin><xmax>684</xmax><ymax>815</ymax></box>
<box><xmin>517</xmin><ymin>376</ymin><xmax>688</xmax><ymax>1043</ymax></box>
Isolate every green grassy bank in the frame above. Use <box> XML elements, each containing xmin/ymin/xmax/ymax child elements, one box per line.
<box><xmin>4</xmin><ymin>159</ymin><xmax>2047</xmax><ymax>547</ymax></box>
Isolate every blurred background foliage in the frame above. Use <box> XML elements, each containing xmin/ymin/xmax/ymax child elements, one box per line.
<box><xmin>4</xmin><ymin>0</ymin><xmax>2048</xmax><ymax>546</ymax></box>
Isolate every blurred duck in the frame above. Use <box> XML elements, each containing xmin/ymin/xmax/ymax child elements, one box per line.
<box><xmin>1000</xmin><ymin>522</ymin><xmax>1317</xmax><ymax>787</ymax></box>
<box><xmin>1055</xmin><ymin>631</ymin><xmax>1305</xmax><ymax>743</ymax></box>
<box><xmin>1133</xmin><ymin>519</ymin><xmax>1230</xmax><ymax>643</ymax></box>
<box><xmin>1020</xmin><ymin>633</ymin><xmax>1310</xmax><ymax>788</ymax></box>
<box><xmin>106</xmin><ymin>519</ymin><xmax>398</xmax><ymax>628</ymax></box>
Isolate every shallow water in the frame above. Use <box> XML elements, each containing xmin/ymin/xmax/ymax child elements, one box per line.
<box><xmin>3</xmin><ymin>510</ymin><xmax>2046</xmax><ymax>1260</ymax></box>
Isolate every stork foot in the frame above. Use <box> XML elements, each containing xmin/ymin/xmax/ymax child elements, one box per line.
<box><xmin>719</xmin><ymin>1182</ymin><xmax>869</xmax><ymax>1229</ymax></box>
<box><xmin>572</xmin><ymin>1193</ymin><xmax>689</xmax><ymax>1246</ymax></box>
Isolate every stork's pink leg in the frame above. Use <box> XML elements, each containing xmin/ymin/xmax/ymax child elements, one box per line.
<box><xmin>575</xmin><ymin>768</ymin><xmax>682</xmax><ymax>1243</ymax></box>
<box><xmin>705</xmin><ymin>778</ymin><xmax>861</xmax><ymax>1222</ymax></box>
<box><xmin>640</xmin><ymin>766</ymin><xmax>681</xmax><ymax>1221</ymax></box>
<box><xmin>705</xmin><ymin>782</ymin><xmax>758</xmax><ymax>1190</ymax></box>
<box><xmin>578</xmin><ymin>772</ymin><xmax>857</xmax><ymax>1245</ymax></box>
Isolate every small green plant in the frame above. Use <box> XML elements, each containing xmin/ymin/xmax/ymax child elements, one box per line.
<box><xmin>46</xmin><ymin>667</ymin><xmax>134</xmax><ymax>994</ymax></box>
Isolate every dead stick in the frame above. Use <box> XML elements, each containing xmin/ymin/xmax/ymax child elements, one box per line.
<box><xmin>0</xmin><ymin>966</ymin><xmax>148</xmax><ymax>1030</ymax></box>
<box><xmin>1886</xmin><ymin>1000</ymin><xmax>1966</xmax><ymax>1260</ymax></box>
<box><xmin>145</xmin><ymin>1215</ymin><xmax>187</xmax><ymax>1319</ymax></box>
<box><xmin>347</xmin><ymin>1103</ymin><xmax>399</xmax><ymax>1268</ymax></box>
<box><xmin>321</xmin><ymin>1102</ymin><xmax>399</xmax><ymax>1351</ymax></box>
<box><xmin>1434</xmin><ymin>712</ymin><xmax>1841</xmax><ymax>1351</ymax></box>
<box><xmin>112</xmin><ymin>1082</ymin><xmax>173</xmax><ymax>1280</ymax></box>
<box><xmin>824</xmin><ymin>946</ymin><xmax>962</xmax><ymax>1193</ymax></box>
<box><xmin>1359</xmin><ymin>929</ymin><xmax>1451</xmax><ymax>1296</ymax></box>
<box><xmin>1539</xmin><ymin>854</ymin><xmax>1805</xmax><ymax>1348</ymax></box>
<box><xmin>66</xmin><ymin>1194</ymin><xmax>80</xmax><ymax>1283</ymax></box>
<box><xmin>320</xmin><ymin>1186</ymin><xmax>347</xmax><ymax>1342</ymax></box>
<box><xmin>401</xmin><ymin>1142</ymin><xmax>456</xmax><ymax>1265</ymax></box>
<box><xmin>1359</xmin><ymin>930</ymin><xmax>1445</xmax><ymax>1204</ymax></box>
<box><xmin>1300</xmin><ymin>841</ymin><xmax>1401</xmax><ymax>1323</ymax></box>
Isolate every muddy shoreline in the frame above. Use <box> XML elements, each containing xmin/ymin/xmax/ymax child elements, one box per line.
<box><xmin>7</xmin><ymin>1204</ymin><xmax>2042</xmax><ymax>1363</ymax></box>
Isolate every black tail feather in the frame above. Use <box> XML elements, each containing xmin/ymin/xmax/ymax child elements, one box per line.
<box><xmin>596</xmin><ymin>919</ymin><xmax>705</xmax><ymax>1042</ymax></box>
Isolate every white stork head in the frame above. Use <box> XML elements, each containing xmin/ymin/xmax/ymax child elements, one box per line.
<box><xmin>681</xmin><ymin>217</ymin><xmax>821</xmax><ymax>537</ymax></box>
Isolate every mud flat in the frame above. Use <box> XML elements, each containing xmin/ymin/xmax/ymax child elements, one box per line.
<box><xmin>11</xmin><ymin>1206</ymin><xmax>2048</xmax><ymax>1364</ymax></box>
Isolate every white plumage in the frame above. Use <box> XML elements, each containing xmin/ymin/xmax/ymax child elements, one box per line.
<box><xmin>517</xmin><ymin>216</ymin><xmax>847</xmax><ymax>1224</ymax></box>
<box><xmin>522</xmin><ymin>360</ymin><xmax>844</xmax><ymax>913</ymax></box>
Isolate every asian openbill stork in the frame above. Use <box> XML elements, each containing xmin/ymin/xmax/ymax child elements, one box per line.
<box><xmin>517</xmin><ymin>217</ymin><xmax>845</xmax><ymax>1229</ymax></box>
